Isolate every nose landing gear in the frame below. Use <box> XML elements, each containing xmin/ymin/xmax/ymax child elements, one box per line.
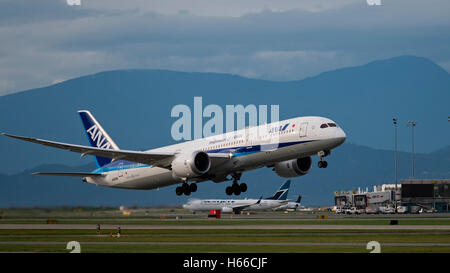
<box><xmin>318</xmin><ymin>160</ymin><xmax>328</xmax><ymax>168</ymax></box>
<box><xmin>317</xmin><ymin>150</ymin><xmax>330</xmax><ymax>168</ymax></box>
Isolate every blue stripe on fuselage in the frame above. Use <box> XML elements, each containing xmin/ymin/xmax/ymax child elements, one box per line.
<box><xmin>92</xmin><ymin>140</ymin><xmax>316</xmax><ymax>173</ymax></box>
<box><xmin>207</xmin><ymin>139</ymin><xmax>315</xmax><ymax>156</ymax></box>
<box><xmin>93</xmin><ymin>160</ymin><xmax>150</xmax><ymax>173</ymax></box>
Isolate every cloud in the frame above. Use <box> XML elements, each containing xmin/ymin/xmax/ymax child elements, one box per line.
<box><xmin>84</xmin><ymin>0</ymin><xmax>361</xmax><ymax>17</ymax></box>
<box><xmin>0</xmin><ymin>0</ymin><xmax>100</xmax><ymax>25</ymax></box>
<box><xmin>0</xmin><ymin>0</ymin><xmax>449</xmax><ymax>95</ymax></box>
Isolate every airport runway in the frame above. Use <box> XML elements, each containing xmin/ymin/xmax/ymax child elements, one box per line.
<box><xmin>2</xmin><ymin>224</ymin><xmax>450</xmax><ymax>230</ymax></box>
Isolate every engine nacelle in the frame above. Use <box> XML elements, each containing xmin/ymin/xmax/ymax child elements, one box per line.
<box><xmin>221</xmin><ymin>207</ymin><xmax>233</xmax><ymax>213</ymax></box>
<box><xmin>274</xmin><ymin>157</ymin><xmax>312</xmax><ymax>178</ymax></box>
<box><xmin>171</xmin><ymin>151</ymin><xmax>211</xmax><ymax>179</ymax></box>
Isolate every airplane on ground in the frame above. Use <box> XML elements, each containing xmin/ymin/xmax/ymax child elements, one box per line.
<box><xmin>2</xmin><ymin>110</ymin><xmax>346</xmax><ymax>196</ymax></box>
<box><xmin>182</xmin><ymin>180</ymin><xmax>291</xmax><ymax>214</ymax></box>
<box><xmin>273</xmin><ymin>195</ymin><xmax>310</xmax><ymax>211</ymax></box>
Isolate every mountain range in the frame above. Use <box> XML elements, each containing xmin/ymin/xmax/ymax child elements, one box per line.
<box><xmin>1</xmin><ymin>55</ymin><xmax>449</xmax><ymax>175</ymax></box>
<box><xmin>0</xmin><ymin>55</ymin><xmax>449</xmax><ymax>206</ymax></box>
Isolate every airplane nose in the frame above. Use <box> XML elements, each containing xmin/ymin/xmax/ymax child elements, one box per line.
<box><xmin>339</xmin><ymin>128</ymin><xmax>346</xmax><ymax>140</ymax></box>
<box><xmin>336</xmin><ymin>128</ymin><xmax>346</xmax><ymax>145</ymax></box>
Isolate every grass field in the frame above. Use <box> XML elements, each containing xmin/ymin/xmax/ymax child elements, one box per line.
<box><xmin>1</xmin><ymin>208</ymin><xmax>450</xmax><ymax>253</ymax></box>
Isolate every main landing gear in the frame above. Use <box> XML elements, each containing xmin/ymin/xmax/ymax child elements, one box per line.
<box><xmin>176</xmin><ymin>182</ymin><xmax>197</xmax><ymax>196</ymax></box>
<box><xmin>317</xmin><ymin>150</ymin><xmax>330</xmax><ymax>169</ymax></box>
<box><xmin>226</xmin><ymin>173</ymin><xmax>247</xmax><ymax>196</ymax></box>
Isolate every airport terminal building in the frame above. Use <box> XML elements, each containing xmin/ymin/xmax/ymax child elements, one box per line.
<box><xmin>334</xmin><ymin>179</ymin><xmax>450</xmax><ymax>213</ymax></box>
<box><xmin>401</xmin><ymin>179</ymin><xmax>450</xmax><ymax>212</ymax></box>
<box><xmin>334</xmin><ymin>184</ymin><xmax>400</xmax><ymax>210</ymax></box>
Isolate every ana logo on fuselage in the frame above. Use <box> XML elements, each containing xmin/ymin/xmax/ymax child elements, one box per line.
<box><xmin>86</xmin><ymin>125</ymin><xmax>112</xmax><ymax>149</ymax></box>
<box><xmin>268</xmin><ymin>123</ymin><xmax>290</xmax><ymax>134</ymax></box>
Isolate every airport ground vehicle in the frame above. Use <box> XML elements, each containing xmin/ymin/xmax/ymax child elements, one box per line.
<box><xmin>365</xmin><ymin>206</ymin><xmax>380</xmax><ymax>214</ymax></box>
<box><xmin>379</xmin><ymin>206</ymin><xmax>395</xmax><ymax>214</ymax></box>
<box><xmin>396</xmin><ymin>206</ymin><xmax>407</xmax><ymax>213</ymax></box>
<box><xmin>335</xmin><ymin>206</ymin><xmax>348</xmax><ymax>214</ymax></box>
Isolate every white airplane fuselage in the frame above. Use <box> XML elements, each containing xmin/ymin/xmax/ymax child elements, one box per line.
<box><xmin>274</xmin><ymin>202</ymin><xmax>308</xmax><ymax>211</ymax></box>
<box><xmin>85</xmin><ymin>116</ymin><xmax>346</xmax><ymax>190</ymax></box>
<box><xmin>183</xmin><ymin>199</ymin><xmax>288</xmax><ymax>212</ymax></box>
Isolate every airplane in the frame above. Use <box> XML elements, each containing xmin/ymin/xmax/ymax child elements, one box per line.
<box><xmin>2</xmin><ymin>110</ymin><xmax>346</xmax><ymax>196</ymax></box>
<box><xmin>273</xmin><ymin>195</ymin><xmax>310</xmax><ymax>211</ymax></box>
<box><xmin>183</xmin><ymin>180</ymin><xmax>291</xmax><ymax>214</ymax></box>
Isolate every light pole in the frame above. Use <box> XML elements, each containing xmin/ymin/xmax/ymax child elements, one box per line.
<box><xmin>393</xmin><ymin>118</ymin><xmax>398</xmax><ymax>210</ymax></box>
<box><xmin>407</xmin><ymin>120</ymin><xmax>417</xmax><ymax>179</ymax></box>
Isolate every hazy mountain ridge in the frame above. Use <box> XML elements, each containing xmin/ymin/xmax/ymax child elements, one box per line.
<box><xmin>1</xmin><ymin>55</ymin><xmax>449</xmax><ymax>175</ymax></box>
<box><xmin>1</xmin><ymin>143</ymin><xmax>448</xmax><ymax>207</ymax></box>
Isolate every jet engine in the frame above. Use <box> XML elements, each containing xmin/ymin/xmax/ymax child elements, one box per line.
<box><xmin>221</xmin><ymin>207</ymin><xmax>233</xmax><ymax>213</ymax></box>
<box><xmin>171</xmin><ymin>151</ymin><xmax>211</xmax><ymax>179</ymax></box>
<box><xmin>273</xmin><ymin>156</ymin><xmax>312</xmax><ymax>178</ymax></box>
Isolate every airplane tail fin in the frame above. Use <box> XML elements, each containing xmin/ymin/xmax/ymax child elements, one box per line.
<box><xmin>296</xmin><ymin>195</ymin><xmax>302</xmax><ymax>204</ymax></box>
<box><xmin>266</xmin><ymin>180</ymin><xmax>291</xmax><ymax>200</ymax></box>
<box><xmin>78</xmin><ymin>110</ymin><xmax>119</xmax><ymax>168</ymax></box>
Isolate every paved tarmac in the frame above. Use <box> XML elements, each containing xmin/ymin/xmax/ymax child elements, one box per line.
<box><xmin>1</xmin><ymin>224</ymin><xmax>450</xmax><ymax>230</ymax></box>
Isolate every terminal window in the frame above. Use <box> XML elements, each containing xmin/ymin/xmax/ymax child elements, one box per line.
<box><xmin>402</xmin><ymin>184</ymin><xmax>433</xmax><ymax>198</ymax></box>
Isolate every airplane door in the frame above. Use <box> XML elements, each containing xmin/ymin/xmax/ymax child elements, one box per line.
<box><xmin>299</xmin><ymin>122</ymin><xmax>308</xmax><ymax>138</ymax></box>
<box><xmin>245</xmin><ymin>127</ymin><xmax>252</xmax><ymax>148</ymax></box>
<box><xmin>118</xmin><ymin>162</ymin><xmax>124</xmax><ymax>179</ymax></box>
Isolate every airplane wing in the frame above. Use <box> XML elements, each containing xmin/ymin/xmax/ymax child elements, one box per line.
<box><xmin>2</xmin><ymin>133</ymin><xmax>232</xmax><ymax>168</ymax></box>
<box><xmin>229</xmin><ymin>197</ymin><xmax>263</xmax><ymax>214</ymax></box>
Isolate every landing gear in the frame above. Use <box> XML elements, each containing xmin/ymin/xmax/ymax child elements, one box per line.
<box><xmin>176</xmin><ymin>186</ymin><xmax>183</xmax><ymax>196</ymax></box>
<box><xmin>226</xmin><ymin>173</ymin><xmax>247</xmax><ymax>196</ymax></box>
<box><xmin>318</xmin><ymin>160</ymin><xmax>328</xmax><ymax>168</ymax></box>
<box><xmin>317</xmin><ymin>150</ymin><xmax>330</xmax><ymax>169</ymax></box>
<box><xmin>176</xmin><ymin>182</ymin><xmax>197</xmax><ymax>196</ymax></box>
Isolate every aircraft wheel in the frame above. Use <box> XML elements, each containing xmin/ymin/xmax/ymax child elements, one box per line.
<box><xmin>181</xmin><ymin>183</ymin><xmax>191</xmax><ymax>195</ymax></box>
<box><xmin>318</xmin><ymin>161</ymin><xmax>323</xmax><ymax>168</ymax></box>
<box><xmin>226</xmin><ymin>186</ymin><xmax>233</xmax><ymax>196</ymax></box>
<box><xmin>175</xmin><ymin>187</ymin><xmax>183</xmax><ymax>196</ymax></box>
<box><xmin>240</xmin><ymin>183</ymin><xmax>247</xmax><ymax>192</ymax></box>
<box><xmin>322</xmin><ymin>161</ymin><xmax>328</xmax><ymax>168</ymax></box>
<box><xmin>190</xmin><ymin>183</ymin><xmax>197</xmax><ymax>193</ymax></box>
<box><xmin>232</xmin><ymin>183</ymin><xmax>241</xmax><ymax>195</ymax></box>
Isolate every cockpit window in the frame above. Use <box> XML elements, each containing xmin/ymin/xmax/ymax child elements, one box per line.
<box><xmin>320</xmin><ymin>123</ymin><xmax>328</xmax><ymax>128</ymax></box>
<box><xmin>328</xmin><ymin>123</ymin><xmax>337</xmax><ymax>127</ymax></box>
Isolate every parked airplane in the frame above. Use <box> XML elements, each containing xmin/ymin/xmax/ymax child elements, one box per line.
<box><xmin>274</xmin><ymin>195</ymin><xmax>310</xmax><ymax>211</ymax></box>
<box><xmin>3</xmin><ymin>110</ymin><xmax>346</xmax><ymax>196</ymax></box>
<box><xmin>183</xmin><ymin>180</ymin><xmax>291</xmax><ymax>214</ymax></box>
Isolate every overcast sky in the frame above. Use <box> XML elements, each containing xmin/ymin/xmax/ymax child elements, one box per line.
<box><xmin>0</xmin><ymin>0</ymin><xmax>449</xmax><ymax>95</ymax></box>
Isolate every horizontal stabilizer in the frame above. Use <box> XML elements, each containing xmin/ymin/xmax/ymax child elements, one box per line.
<box><xmin>32</xmin><ymin>172</ymin><xmax>103</xmax><ymax>177</ymax></box>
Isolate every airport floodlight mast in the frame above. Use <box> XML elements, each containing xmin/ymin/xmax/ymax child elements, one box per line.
<box><xmin>393</xmin><ymin>118</ymin><xmax>398</xmax><ymax>211</ymax></box>
<box><xmin>407</xmin><ymin>120</ymin><xmax>417</xmax><ymax>179</ymax></box>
